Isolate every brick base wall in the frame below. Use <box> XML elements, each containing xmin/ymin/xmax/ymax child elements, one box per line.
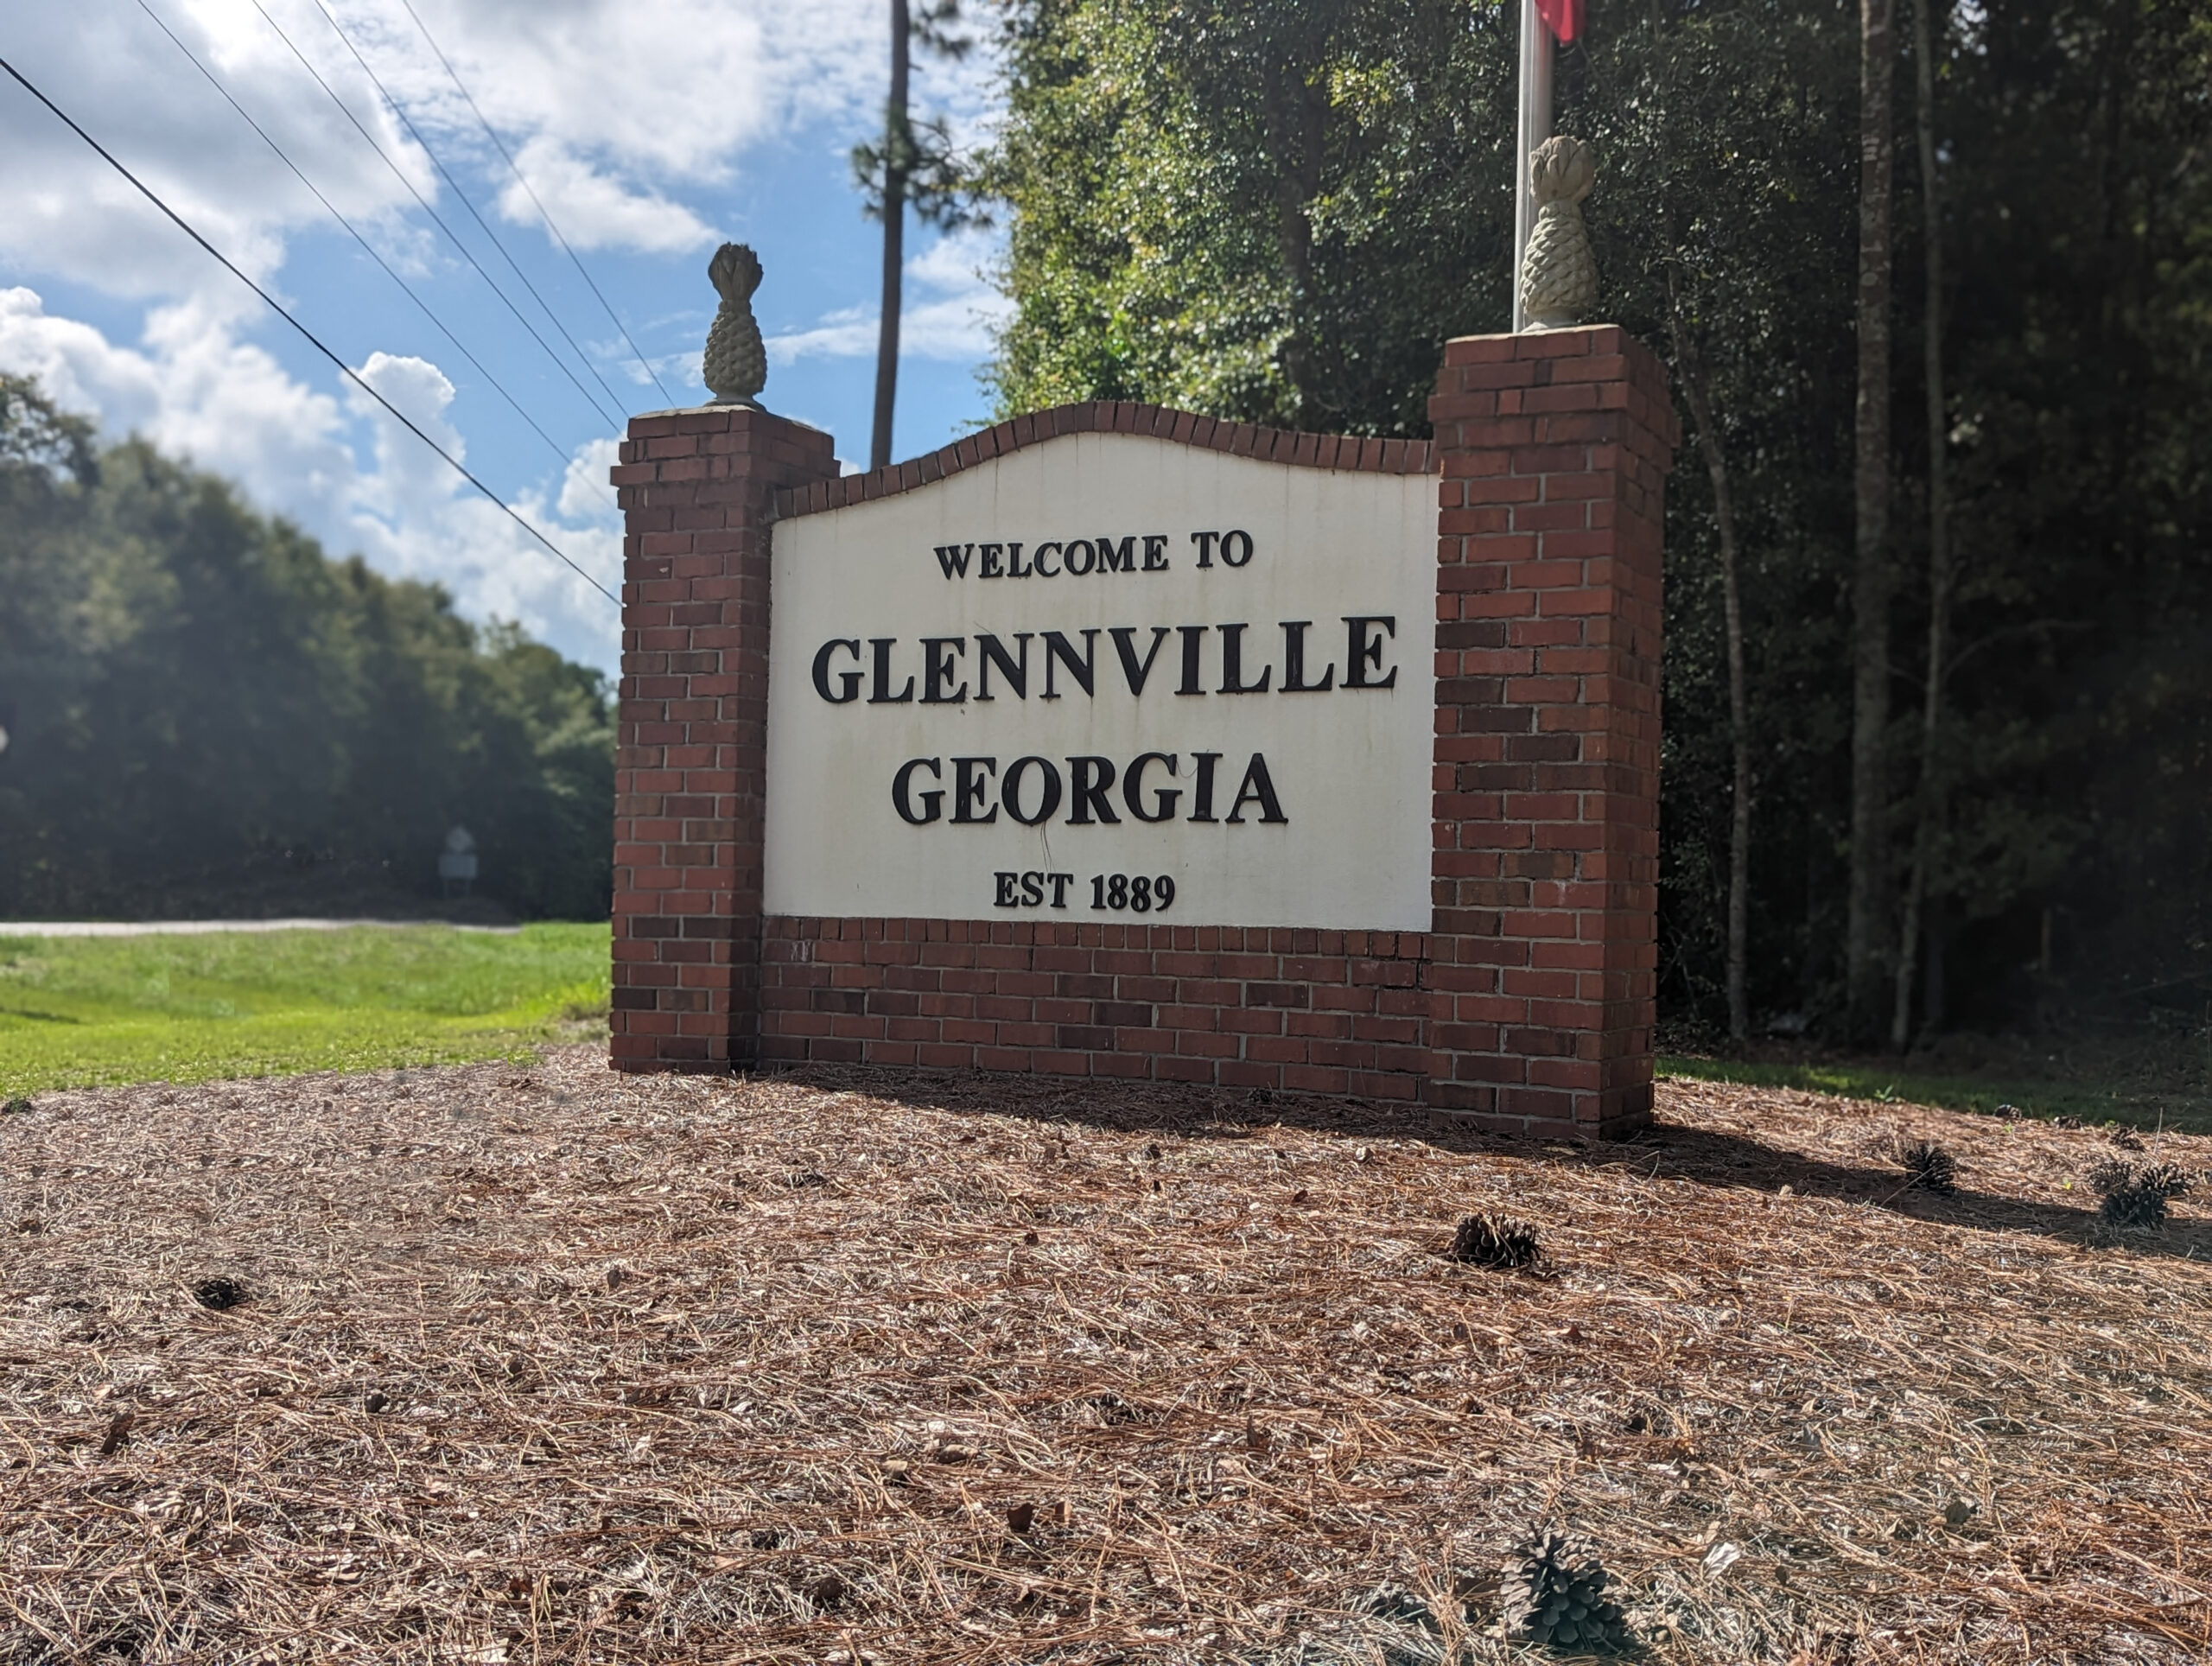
<box><xmin>760</xmin><ymin>918</ymin><xmax>1433</xmax><ymax>1101</ymax></box>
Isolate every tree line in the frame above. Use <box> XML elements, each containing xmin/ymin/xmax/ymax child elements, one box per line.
<box><xmin>976</xmin><ymin>0</ymin><xmax>2212</xmax><ymax>1046</ymax></box>
<box><xmin>0</xmin><ymin>374</ymin><xmax>613</xmax><ymax>922</ymax></box>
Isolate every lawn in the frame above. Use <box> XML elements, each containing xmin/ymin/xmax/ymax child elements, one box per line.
<box><xmin>1658</xmin><ymin>1046</ymin><xmax>2212</xmax><ymax>1134</ymax></box>
<box><xmin>0</xmin><ymin>923</ymin><xmax>609</xmax><ymax>1096</ymax></box>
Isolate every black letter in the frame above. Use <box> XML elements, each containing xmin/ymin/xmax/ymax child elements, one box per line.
<box><xmin>1281</xmin><ymin>621</ymin><xmax>1335</xmax><ymax>692</ymax></box>
<box><xmin>869</xmin><ymin>639</ymin><xmax>914</xmax><ymax>703</ymax></box>
<box><xmin>1344</xmin><ymin>616</ymin><xmax>1399</xmax><ymax>689</ymax></box>
<box><xmin>1109</xmin><ymin>626</ymin><xmax>1172</xmax><ymax>695</ymax></box>
<box><xmin>892</xmin><ymin>758</ymin><xmax>943</xmax><ymax>823</ymax></box>
<box><xmin>932</xmin><ymin>544</ymin><xmax>972</xmax><ymax>578</ymax></box>
<box><xmin>1041</xmin><ymin>629</ymin><xmax>1097</xmax><ymax>698</ymax></box>
<box><xmin>1033</xmin><ymin>541</ymin><xmax>1061</xmax><ymax>577</ymax></box>
<box><xmin>1220</xmin><ymin>529</ymin><xmax>1255</xmax><ymax>568</ymax></box>
<box><xmin>1225</xmin><ymin>754</ymin><xmax>1287</xmax><ymax>823</ymax></box>
<box><xmin>1065</xmin><ymin>538</ymin><xmax>1095</xmax><ymax>575</ymax></box>
<box><xmin>1141</xmin><ymin>534</ymin><xmax>1169</xmax><ymax>570</ymax></box>
<box><xmin>1217</xmin><ymin>623</ymin><xmax>1272</xmax><ymax>694</ymax></box>
<box><xmin>1047</xmin><ymin>872</ymin><xmax>1074</xmax><ymax>907</ymax></box>
<box><xmin>811</xmin><ymin>638</ymin><xmax>862</xmax><ymax>703</ymax></box>
<box><xmin>1067</xmin><ymin>756</ymin><xmax>1121</xmax><ymax>824</ymax></box>
<box><xmin>980</xmin><ymin>543</ymin><xmax>1005</xmax><ymax>577</ymax></box>
<box><xmin>994</xmin><ymin>871</ymin><xmax>1018</xmax><ymax>906</ymax></box>
<box><xmin>1177</xmin><ymin>625</ymin><xmax>1207</xmax><ymax>696</ymax></box>
<box><xmin>1124</xmin><ymin>753</ymin><xmax>1180</xmax><ymax>823</ymax></box>
<box><xmin>1097</xmin><ymin>535</ymin><xmax>1135</xmax><ymax>575</ymax></box>
<box><xmin>976</xmin><ymin>633</ymin><xmax>1030</xmax><ymax>700</ymax></box>
<box><xmin>1188</xmin><ymin>752</ymin><xmax>1222</xmax><ymax>822</ymax></box>
<box><xmin>952</xmin><ymin>756</ymin><xmax>998</xmax><ymax>823</ymax></box>
<box><xmin>922</xmin><ymin>638</ymin><xmax>968</xmax><ymax>703</ymax></box>
<box><xmin>1190</xmin><ymin>531</ymin><xmax>1217</xmax><ymax>569</ymax></box>
<box><xmin>1001</xmin><ymin>757</ymin><xmax>1063</xmax><ymax>826</ymax></box>
<box><xmin>1020</xmin><ymin>871</ymin><xmax>1045</xmax><ymax>906</ymax></box>
<box><xmin>1007</xmin><ymin>541</ymin><xmax>1031</xmax><ymax>578</ymax></box>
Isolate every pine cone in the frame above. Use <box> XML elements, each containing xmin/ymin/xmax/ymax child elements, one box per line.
<box><xmin>1500</xmin><ymin>1529</ymin><xmax>1630</xmax><ymax>1653</ymax></box>
<box><xmin>1447</xmin><ymin>1212</ymin><xmax>1541</xmax><ymax>1269</ymax></box>
<box><xmin>2090</xmin><ymin>1158</ymin><xmax>2191</xmax><ymax>1229</ymax></box>
<box><xmin>1896</xmin><ymin>1139</ymin><xmax>1958</xmax><ymax>1196</ymax></box>
<box><xmin>703</xmin><ymin>242</ymin><xmax>766</xmax><ymax>406</ymax></box>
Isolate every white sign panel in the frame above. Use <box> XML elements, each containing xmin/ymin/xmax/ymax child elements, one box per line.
<box><xmin>763</xmin><ymin>432</ymin><xmax>1436</xmax><ymax>931</ymax></box>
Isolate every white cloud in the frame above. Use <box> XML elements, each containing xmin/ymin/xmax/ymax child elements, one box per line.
<box><xmin>0</xmin><ymin>286</ymin><xmax>357</xmax><ymax>521</ymax></box>
<box><xmin>768</xmin><ymin>226</ymin><xmax>1010</xmax><ymax>365</ymax></box>
<box><xmin>0</xmin><ymin>0</ymin><xmax>1005</xmax><ymax>674</ymax></box>
<box><xmin>0</xmin><ymin>288</ymin><xmax>621</xmax><ymax>670</ymax></box>
<box><xmin>0</xmin><ymin>0</ymin><xmax>994</xmax><ymax>296</ymax></box>
<box><xmin>0</xmin><ymin>1</ymin><xmax>431</xmax><ymax>297</ymax></box>
<box><xmin>496</xmin><ymin>137</ymin><xmax>715</xmax><ymax>256</ymax></box>
<box><xmin>342</xmin><ymin>353</ymin><xmax>622</xmax><ymax>660</ymax></box>
<box><xmin>557</xmin><ymin>436</ymin><xmax>622</xmax><ymax>521</ymax></box>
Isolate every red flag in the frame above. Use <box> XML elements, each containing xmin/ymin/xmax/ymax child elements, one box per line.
<box><xmin>1535</xmin><ymin>0</ymin><xmax>1582</xmax><ymax>41</ymax></box>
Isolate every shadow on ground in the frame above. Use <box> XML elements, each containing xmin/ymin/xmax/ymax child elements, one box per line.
<box><xmin>760</xmin><ymin>1059</ymin><xmax>2212</xmax><ymax>1262</ymax></box>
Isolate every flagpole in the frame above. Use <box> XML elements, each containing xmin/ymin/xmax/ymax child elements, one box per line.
<box><xmin>1512</xmin><ymin>0</ymin><xmax>1554</xmax><ymax>333</ymax></box>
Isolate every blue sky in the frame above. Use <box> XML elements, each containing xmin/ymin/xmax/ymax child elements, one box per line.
<box><xmin>0</xmin><ymin>0</ymin><xmax>1007</xmax><ymax>673</ymax></box>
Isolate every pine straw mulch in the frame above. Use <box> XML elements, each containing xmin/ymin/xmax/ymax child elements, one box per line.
<box><xmin>3</xmin><ymin>1052</ymin><xmax>2210</xmax><ymax>1666</ymax></box>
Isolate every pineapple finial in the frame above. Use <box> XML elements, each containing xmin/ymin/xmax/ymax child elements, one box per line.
<box><xmin>703</xmin><ymin>242</ymin><xmax>767</xmax><ymax>407</ymax></box>
<box><xmin>1518</xmin><ymin>136</ymin><xmax>1599</xmax><ymax>331</ymax></box>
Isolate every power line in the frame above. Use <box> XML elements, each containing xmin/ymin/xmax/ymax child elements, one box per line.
<box><xmin>395</xmin><ymin>0</ymin><xmax>677</xmax><ymax>408</ymax></box>
<box><xmin>132</xmin><ymin>0</ymin><xmax>617</xmax><ymax>514</ymax></box>
<box><xmin>0</xmin><ymin>49</ymin><xmax>620</xmax><ymax>608</ymax></box>
<box><xmin>245</xmin><ymin>0</ymin><xmax>623</xmax><ymax>433</ymax></box>
<box><xmin>302</xmin><ymin>0</ymin><xmax>638</xmax><ymax>423</ymax></box>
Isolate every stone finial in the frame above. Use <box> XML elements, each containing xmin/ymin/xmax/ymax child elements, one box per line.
<box><xmin>1518</xmin><ymin>136</ymin><xmax>1599</xmax><ymax>331</ymax></box>
<box><xmin>703</xmin><ymin>243</ymin><xmax>767</xmax><ymax>406</ymax></box>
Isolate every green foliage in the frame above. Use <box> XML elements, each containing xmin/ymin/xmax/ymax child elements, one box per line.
<box><xmin>981</xmin><ymin>0</ymin><xmax>2212</xmax><ymax>1036</ymax></box>
<box><xmin>983</xmin><ymin>0</ymin><xmax>1517</xmax><ymax>432</ymax></box>
<box><xmin>0</xmin><ymin>373</ymin><xmax>614</xmax><ymax>922</ymax></box>
<box><xmin>854</xmin><ymin>0</ymin><xmax>982</xmax><ymax>232</ymax></box>
<box><xmin>0</xmin><ymin>923</ymin><xmax>610</xmax><ymax>1095</ymax></box>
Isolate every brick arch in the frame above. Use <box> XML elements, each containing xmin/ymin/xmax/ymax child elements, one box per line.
<box><xmin>776</xmin><ymin>400</ymin><xmax>1436</xmax><ymax>522</ymax></box>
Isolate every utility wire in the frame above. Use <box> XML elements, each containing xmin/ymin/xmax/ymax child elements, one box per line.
<box><xmin>0</xmin><ymin>50</ymin><xmax>619</xmax><ymax>607</ymax></box>
<box><xmin>303</xmin><ymin>0</ymin><xmax>637</xmax><ymax>423</ymax></box>
<box><xmin>245</xmin><ymin>0</ymin><xmax>622</xmax><ymax>432</ymax></box>
<box><xmin>133</xmin><ymin>0</ymin><xmax>616</xmax><ymax>513</ymax></box>
<box><xmin>396</xmin><ymin>0</ymin><xmax>676</xmax><ymax>408</ymax></box>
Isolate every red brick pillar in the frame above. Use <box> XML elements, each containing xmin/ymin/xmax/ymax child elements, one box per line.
<box><xmin>609</xmin><ymin>405</ymin><xmax>838</xmax><ymax>1071</ymax></box>
<box><xmin>1427</xmin><ymin>327</ymin><xmax>1678</xmax><ymax>1138</ymax></box>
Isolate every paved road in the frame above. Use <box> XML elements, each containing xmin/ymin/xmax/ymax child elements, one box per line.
<box><xmin>0</xmin><ymin>919</ymin><xmax>520</xmax><ymax>937</ymax></box>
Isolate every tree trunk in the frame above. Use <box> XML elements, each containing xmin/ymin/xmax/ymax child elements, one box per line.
<box><xmin>1892</xmin><ymin>0</ymin><xmax>1951</xmax><ymax>1052</ymax></box>
<box><xmin>1667</xmin><ymin>288</ymin><xmax>1753</xmax><ymax>1045</ymax></box>
<box><xmin>1259</xmin><ymin>60</ymin><xmax>1327</xmax><ymax>423</ymax></box>
<box><xmin>1847</xmin><ymin>0</ymin><xmax>1897</xmax><ymax>1039</ymax></box>
<box><xmin>869</xmin><ymin>0</ymin><xmax>912</xmax><ymax>472</ymax></box>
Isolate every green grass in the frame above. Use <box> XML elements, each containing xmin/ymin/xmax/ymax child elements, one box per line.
<box><xmin>0</xmin><ymin>924</ymin><xmax>610</xmax><ymax>1096</ymax></box>
<box><xmin>1657</xmin><ymin>1051</ymin><xmax>2212</xmax><ymax>1134</ymax></box>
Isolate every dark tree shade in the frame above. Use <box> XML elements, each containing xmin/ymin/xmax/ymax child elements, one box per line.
<box><xmin>980</xmin><ymin>0</ymin><xmax>2212</xmax><ymax>1039</ymax></box>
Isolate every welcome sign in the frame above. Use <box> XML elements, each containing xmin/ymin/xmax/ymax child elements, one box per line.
<box><xmin>764</xmin><ymin>432</ymin><xmax>1437</xmax><ymax>931</ymax></box>
<box><xmin>615</xmin><ymin>333</ymin><xmax>1672</xmax><ymax>1138</ymax></box>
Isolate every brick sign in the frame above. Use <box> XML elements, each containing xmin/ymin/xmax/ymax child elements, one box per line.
<box><xmin>612</xmin><ymin>327</ymin><xmax>1675</xmax><ymax>1138</ymax></box>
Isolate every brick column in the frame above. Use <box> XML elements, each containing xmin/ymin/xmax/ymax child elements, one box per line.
<box><xmin>1427</xmin><ymin>327</ymin><xmax>1677</xmax><ymax>1138</ymax></box>
<box><xmin>610</xmin><ymin>405</ymin><xmax>838</xmax><ymax>1072</ymax></box>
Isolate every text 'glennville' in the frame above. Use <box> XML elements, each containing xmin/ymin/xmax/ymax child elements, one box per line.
<box><xmin>810</xmin><ymin>531</ymin><xmax>1402</xmax><ymax>832</ymax></box>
